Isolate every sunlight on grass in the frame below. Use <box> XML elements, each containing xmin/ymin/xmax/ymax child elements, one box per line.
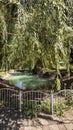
<box><xmin>0</xmin><ymin>71</ymin><xmax>6</xmax><ymax>77</ymax></box>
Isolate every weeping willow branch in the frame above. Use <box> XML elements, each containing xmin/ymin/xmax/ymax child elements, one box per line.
<box><xmin>0</xmin><ymin>0</ymin><xmax>73</xmax><ymax>73</ymax></box>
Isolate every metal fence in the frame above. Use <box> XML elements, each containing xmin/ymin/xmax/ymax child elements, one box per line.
<box><xmin>0</xmin><ymin>88</ymin><xmax>73</xmax><ymax>116</ymax></box>
<box><xmin>0</xmin><ymin>88</ymin><xmax>19</xmax><ymax>109</ymax></box>
<box><xmin>53</xmin><ymin>89</ymin><xmax>73</xmax><ymax>115</ymax></box>
<box><xmin>0</xmin><ymin>88</ymin><xmax>50</xmax><ymax>114</ymax></box>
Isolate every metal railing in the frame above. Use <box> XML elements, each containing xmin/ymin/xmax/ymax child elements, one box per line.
<box><xmin>0</xmin><ymin>88</ymin><xmax>50</xmax><ymax>112</ymax></box>
<box><xmin>0</xmin><ymin>88</ymin><xmax>19</xmax><ymax>109</ymax></box>
<box><xmin>0</xmin><ymin>88</ymin><xmax>73</xmax><ymax>116</ymax></box>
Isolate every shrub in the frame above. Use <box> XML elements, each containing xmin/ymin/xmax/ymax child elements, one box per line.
<box><xmin>66</xmin><ymin>93</ymin><xmax>73</xmax><ymax>107</ymax></box>
<box><xmin>22</xmin><ymin>100</ymin><xmax>41</xmax><ymax>118</ymax></box>
<box><xmin>0</xmin><ymin>100</ymin><xmax>4</xmax><ymax>106</ymax></box>
<box><xmin>41</xmin><ymin>102</ymin><xmax>50</xmax><ymax>114</ymax></box>
<box><xmin>10</xmin><ymin>99</ymin><xmax>18</xmax><ymax>109</ymax></box>
<box><xmin>54</xmin><ymin>102</ymin><xmax>66</xmax><ymax>116</ymax></box>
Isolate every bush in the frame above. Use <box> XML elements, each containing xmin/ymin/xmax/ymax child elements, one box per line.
<box><xmin>66</xmin><ymin>93</ymin><xmax>73</xmax><ymax>107</ymax></box>
<box><xmin>54</xmin><ymin>102</ymin><xmax>66</xmax><ymax>116</ymax></box>
<box><xmin>22</xmin><ymin>100</ymin><xmax>41</xmax><ymax>118</ymax></box>
<box><xmin>41</xmin><ymin>102</ymin><xmax>50</xmax><ymax>114</ymax></box>
<box><xmin>10</xmin><ymin>98</ymin><xmax>19</xmax><ymax>109</ymax></box>
<box><xmin>0</xmin><ymin>100</ymin><xmax>4</xmax><ymax>106</ymax></box>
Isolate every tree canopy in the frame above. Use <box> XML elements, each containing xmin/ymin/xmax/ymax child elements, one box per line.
<box><xmin>0</xmin><ymin>0</ymin><xmax>73</xmax><ymax>72</ymax></box>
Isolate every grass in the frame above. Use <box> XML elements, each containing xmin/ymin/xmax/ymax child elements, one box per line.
<box><xmin>0</xmin><ymin>71</ymin><xmax>6</xmax><ymax>77</ymax></box>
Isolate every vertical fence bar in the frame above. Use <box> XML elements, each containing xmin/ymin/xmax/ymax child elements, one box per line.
<box><xmin>19</xmin><ymin>90</ymin><xmax>22</xmax><ymax>112</ymax></box>
<box><xmin>0</xmin><ymin>90</ymin><xmax>1</xmax><ymax>102</ymax></box>
<box><xmin>4</xmin><ymin>89</ymin><xmax>5</xmax><ymax>106</ymax></box>
<box><xmin>9</xmin><ymin>90</ymin><xmax>10</xmax><ymax>107</ymax></box>
<box><xmin>15</xmin><ymin>91</ymin><xmax>18</xmax><ymax>109</ymax></box>
<box><xmin>50</xmin><ymin>91</ymin><xmax>54</xmax><ymax>115</ymax></box>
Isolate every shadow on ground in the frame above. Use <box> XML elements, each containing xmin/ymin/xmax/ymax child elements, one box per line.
<box><xmin>0</xmin><ymin>108</ymin><xmax>73</xmax><ymax>130</ymax></box>
<box><xmin>0</xmin><ymin>108</ymin><xmax>27</xmax><ymax>130</ymax></box>
<box><xmin>0</xmin><ymin>108</ymin><xmax>61</xmax><ymax>130</ymax></box>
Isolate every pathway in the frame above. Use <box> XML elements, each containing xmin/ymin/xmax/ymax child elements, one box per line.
<box><xmin>0</xmin><ymin>108</ymin><xmax>73</xmax><ymax>130</ymax></box>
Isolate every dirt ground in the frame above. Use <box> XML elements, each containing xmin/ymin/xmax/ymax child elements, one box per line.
<box><xmin>0</xmin><ymin>108</ymin><xmax>73</xmax><ymax>130</ymax></box>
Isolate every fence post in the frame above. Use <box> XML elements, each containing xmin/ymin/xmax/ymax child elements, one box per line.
<box><xmin>19</xmin><ymin>90</ymin><xmax>22</xmax><ymax>112</ymax></box>
<box><xmin>50</xmin><ymin>91</ymin><xmax>54</xmax><ymax>115</ymax></box>
<box><xmin>17</xmin><ymin>82</ymin><xmax>23</xmax><ymax>113</ymax></box>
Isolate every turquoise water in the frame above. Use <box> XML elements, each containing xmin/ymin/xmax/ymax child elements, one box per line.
<box><xmin>7</xmin><ymin>72</ymin><xmax>49</xmax><ymax>90</ymax></box>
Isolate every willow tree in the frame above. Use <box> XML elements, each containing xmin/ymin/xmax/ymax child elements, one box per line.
<box><xmin>0</xmin><ymin>0</ymin><xmax>27</xmax><ymax>69</ymax></box>
<box><xmin>0</xmin><ymin>0</ymin><xmax>73</xmax><ymax>82</ymax></box>
<box><xmin>24</xmin><ymin>0</ymin><xmax>73</xmax><ymax>90</ymax></box>
<box><xmin>64</xmin><ymin>0</ymin><xmax>73</xmax><ymax>66</ymax></box>
<box><xmin>24</xmin><ymin>0</ymin><xmax>73</xmax><ymax>68</ymax></box>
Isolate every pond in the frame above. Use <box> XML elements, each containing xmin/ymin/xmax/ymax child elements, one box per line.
<box><xmin>6</xmin><ymin>72</ymin><xmax>53</xmax><ymax>90</ymax></box>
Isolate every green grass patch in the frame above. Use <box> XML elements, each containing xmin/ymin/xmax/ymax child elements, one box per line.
<box><xmin>0</xmin><ymin>71</ymin><xmax>6</xmax><ymax>77</ymax></box>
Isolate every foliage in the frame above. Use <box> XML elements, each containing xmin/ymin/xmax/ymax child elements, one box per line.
<box><xmin>0</xmin><ymin>0</ymin><xmax>73</xmax><ymax>90</ymax></box>
<box><xmin>0</xmin><ymin>100</ymin><xmax>4</xmax><ymax>106</ymax></box>
<box><xmin>54</xmin><ymin>101</ymin><xmax>67</xmax><ymax>116</ymax></box>
<box><xmin>55</xmin><ymin>77</ymin><xmax>61</xmax><ymax>91</ymax></box>
<box><xmin>22</xmin><ymin>100</ymin><xmax>41</xmax><ymax>117</ymax></box>
<box><xmin>54</xmin><ymin>93</ymin><xmax>73</xmax><ymax>116</ymax></box>
<box><xmin>11</xmin><ymin>99</ymin><xmax>18</xmax><ymax>109</ymax></box>
<box><xmin>41</xmin><ymin>101</ymin><xmax>50</xmax><ymax>114</ymax></box>
<box><xmin>66</xmin><ymin>93</ymin><xmax>73</xmax><ymax>107</ymax></box>
<box><xmin>0</xmin><ymin>71</ymin><xmax>6</xmax><ymax>77</ymax></box>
